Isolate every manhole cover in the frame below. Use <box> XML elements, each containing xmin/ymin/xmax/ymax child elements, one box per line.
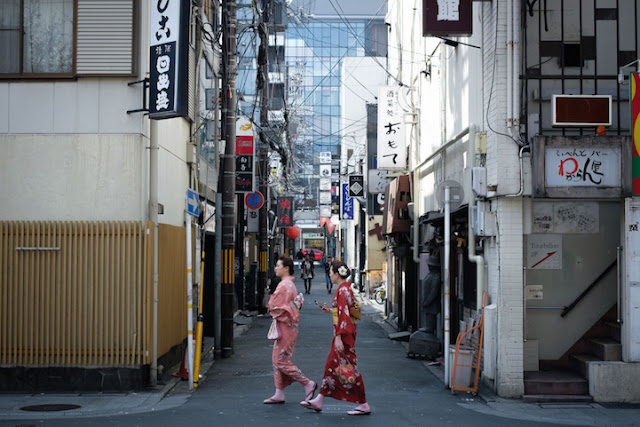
<box><xmin>20</xmin><ymin>404</ymin><xmax>81</xmax><ymax>412</ymax></box>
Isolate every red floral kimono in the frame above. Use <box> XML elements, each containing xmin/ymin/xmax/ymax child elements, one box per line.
<box><xmin>318</xmin><ymin>282</ymin><xmax>366</xmax><ymax>404</ymax></box>
<box><xmin>268</xmin><ymin>275</ymin><xmax>311</xmax><ymax>390</ymax></box>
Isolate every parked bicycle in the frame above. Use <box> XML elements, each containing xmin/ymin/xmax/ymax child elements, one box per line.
<box><xmin>372</xmin><ymin>282</ymin><xmax>386</xmax><ymax>304</ymax></box>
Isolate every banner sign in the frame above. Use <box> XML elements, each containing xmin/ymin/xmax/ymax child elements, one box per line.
<box><xmin>632</xmin><ymin>73</ymin><xmax>640</xmax><ymax>195</ymax></box>
<box><xmin>149</xmin><ymin>0</ymin><xmax>188</xmax><ymax>119</ymax></box>
<box><xmin>341</xmin><ymin>183</ymin><xmax>354</xmax><ymax>220</ymax></box>
<box><xmin>378</xmin><ymin>87</ymin><xmax>407</xmax><ymax>170</ymax></box>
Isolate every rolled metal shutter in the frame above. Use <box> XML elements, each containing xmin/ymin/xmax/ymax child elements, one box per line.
<box><xmin>76</xmin><ymin>0</ymin><xmax>135</xmax><ymax>75</ymax></box>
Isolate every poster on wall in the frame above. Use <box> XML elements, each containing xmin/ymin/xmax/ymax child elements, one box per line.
<box><xmin>631</xmin><ymin>72</ymin><xmax>640</xmax><ymax>196</ymax></box>
<box><xmin>532</xmin><ymin>202</ymin><xmax>599</xmax><ymax>234</ymax></box>
<box><xmin>526</xmin><ymin>234</ymin><xmax>562</xmax><ymax>270</ymax></box>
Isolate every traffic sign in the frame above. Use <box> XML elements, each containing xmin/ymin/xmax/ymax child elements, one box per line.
<box><xmin>245</xmin><ymin>191</ymin><xmax>264</xmax><ymax>210</ymax></box>
<box><xmin>186</xmin><ymin>188</ymin><xmax>199</xmax><ymax>217</ymax></box>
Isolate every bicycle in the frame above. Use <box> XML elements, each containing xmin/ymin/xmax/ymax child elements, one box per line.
<box><xmin>372</xmin><ymin>282</ymin><xmax>386</xmax><ymax>304</ymax></box>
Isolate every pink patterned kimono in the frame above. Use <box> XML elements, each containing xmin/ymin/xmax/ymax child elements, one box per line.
<box><xmin>268</xmin><ymin>275</ymin><xmax>312</xmax><ymax>390</ymax></box>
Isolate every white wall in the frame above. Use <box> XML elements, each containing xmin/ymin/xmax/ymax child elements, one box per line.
<box><xmin>0</xmin><ymin>134</ymin><xmax>145</xmax><ymax>221</ymax></box>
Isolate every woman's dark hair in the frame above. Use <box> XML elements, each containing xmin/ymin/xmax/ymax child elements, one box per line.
<box><xmin>330</xmin><ymin>259</ymin><xmax>351</xmax><ymax>279</ymax></box>
<box><xmin>278</xmin><ymin>255</ymin><xmax>294</xmax><ymax>275</ymax></box>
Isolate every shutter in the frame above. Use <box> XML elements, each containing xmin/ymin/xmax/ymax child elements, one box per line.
<box><xmin>76</xmin><ymin>0</ymin><xmax>135</xmax><ymax>75</ymax></box>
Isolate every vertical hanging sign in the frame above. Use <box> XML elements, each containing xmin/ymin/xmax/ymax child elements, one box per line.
<box><xmin>377</xmin><ymin>87</ymin><xmax>407</xmax><ymax>171</ymax></box>
<box><xmin>341</xmin><ymin>183</ymin><xmax>354</xmax><ymax>220</ymax></box>
<box><xmin>235</xmin><ymin>116</ymin><xmax>255</xmax><ymax>192</ymax></box>
<box><xmin>150</xmin><ymin>0</ymin><xmax>189</xmax><ymax>119</ymax></box>
<box><xmin>631</xmin><ymin>72</ymin><xmax>640</xmax><ymax>196</ymax></box>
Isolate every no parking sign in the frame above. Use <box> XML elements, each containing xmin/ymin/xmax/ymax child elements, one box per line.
<box><xmin>245</xmin><ymin>191</ymin><xmax>264</xmax><ymax>210</ymax></box>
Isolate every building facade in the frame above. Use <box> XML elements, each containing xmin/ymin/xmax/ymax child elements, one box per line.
<box><xmin>385</xmin><ymin>0</ymin><xmax>640</xmax><ymax>401</ymax></box>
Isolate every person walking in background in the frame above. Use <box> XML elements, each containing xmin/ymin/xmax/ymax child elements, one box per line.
<box><xmin>323</xmin><ymin>256</ymin><xmax>333</xmax><ymax>294</ymax></box>
<box><xmin>300</xmin><ymin>253</ymin><xmax>315</xmax><ymax>294</ymax></box>
<box><xmin>300</xmin><ymin>260</ymin><xmax>370</xmax><ymax>416</ymax></box>
<box><xmin>264</xmin><ymin>256</ymin><xmax>317</xmax><ymax>404</ymax></box>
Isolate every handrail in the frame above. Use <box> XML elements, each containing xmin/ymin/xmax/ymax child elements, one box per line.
<box><xmin>561</xmin><ymin>260</ymin><xmax>617</xmax><ymax>318</ymax></box>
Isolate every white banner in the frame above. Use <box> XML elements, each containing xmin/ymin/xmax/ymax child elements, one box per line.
<box><xmin>377</xmin><ymin>87</ymin><xmax>406</xmax><ymax>170</ymax></box>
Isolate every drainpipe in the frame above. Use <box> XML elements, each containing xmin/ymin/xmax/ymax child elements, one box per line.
<box><xmin>513</xmin><ymin>0</ymin><xmax>521</xmax><ymax>133</ymax></box>
<box><xmin>149</xmin><ymin>120</ymin><xmax>159</xmax><ymax>386</ymax></box>
<box><xmin>506</xmin><ymin>0</ymin><xmax>513</xmax><ymax>136</ymax></box>
<box><xmin>467</xmin><ymin>125</ymin><xmax>486</xmax><ymax>310</ymax></box>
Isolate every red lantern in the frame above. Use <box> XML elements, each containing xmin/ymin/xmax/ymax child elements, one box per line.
<box><xmin>285</xmin><ymin>226</ymin><xmax>300</xmax><ymax>239</ymax></box>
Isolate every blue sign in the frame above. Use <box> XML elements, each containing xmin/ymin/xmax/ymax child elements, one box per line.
<box><xmin>186</xmin><ymin>188</ymin><xmax>199</xmax><ymax>217</ymax></box>
<box><xmin>342</xmin><ymin>183</ymin><xmax>354</xmax><ymax>220</ymax></box>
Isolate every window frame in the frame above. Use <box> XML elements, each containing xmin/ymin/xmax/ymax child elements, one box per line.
<box><xmin>0</xmin><ymin>0</ymin><xmax>78</xmax><ymax>79</ymax></box>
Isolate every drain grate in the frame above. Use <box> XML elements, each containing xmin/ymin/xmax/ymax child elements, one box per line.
<box><xmin>20</xmin><ymin>404</ymin><xmax>81</xmax><ymax>412</ymax></box>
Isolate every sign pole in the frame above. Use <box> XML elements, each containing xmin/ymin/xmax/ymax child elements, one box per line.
<box><xmin>186</xmin><ymin>212</ymin><xmax>194</xmax><ymax>389</ymax></box>
<box><xmin>444</xmin><ymin>185</ymin><xmax>451</xmax><ymax>387</ymax></box>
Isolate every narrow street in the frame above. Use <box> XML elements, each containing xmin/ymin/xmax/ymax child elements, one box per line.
<box><xmin>6</xmin><ymin>276</ymin><xmax>637</xmax><ymax>426</ymax></box>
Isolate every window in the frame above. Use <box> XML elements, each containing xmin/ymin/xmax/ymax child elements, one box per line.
<box><xmin>0</xmin><ymin>0</ymin><xmax>135</xmax><ymax>78</ymax></box>
<box><xmin>1</xmin><ymin>0</ymin><xmax>74</xmax><ymax>75</ymax></box>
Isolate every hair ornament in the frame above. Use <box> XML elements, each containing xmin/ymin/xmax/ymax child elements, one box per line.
<box><xmin>338</xmin><ymin>265</ymin><xmax>349</xmax><ymax>277</ymax></box>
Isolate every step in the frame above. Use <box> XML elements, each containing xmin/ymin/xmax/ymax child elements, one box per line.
<box><xmin>524</xmin><ymin>370</ymin><xmax>588</xmax><ymax>396</ymax></box>
<box><xmin>587</xmin><ymin>337</ymin><xmax>622</xmax><ymax>361</ymax></box>
<box><xmin>523</xmin><ymin>394</ymin><xmax>594</xmax><ymax>403</ymax></box>
<box><xmin>569</xmin><ymin>353</ymin><xmax>600</xmax><ymax>379</ymax></box>
<box><xmin>603</xmin><ymin>321</ymin><xmax>621</xmax><ymax>342</ymax></box>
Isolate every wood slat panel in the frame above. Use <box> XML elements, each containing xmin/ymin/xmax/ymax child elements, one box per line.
<box><xmin>0</xmin><ymin>221</ymin><xmax>155</xmax><ymax>367</ymax></box>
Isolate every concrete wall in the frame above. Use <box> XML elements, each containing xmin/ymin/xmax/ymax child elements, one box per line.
<box><xmin>589</xmin><ymin>362</ymin><xmax>640</xmax><ymax>403</ymax></box>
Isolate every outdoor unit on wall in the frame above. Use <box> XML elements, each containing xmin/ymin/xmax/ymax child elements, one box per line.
<box><xmin>472</xmin><ymin>167</ymin><xmax>487</xmax><ymax>198</ymax></box>
<box><xmin>552</xmin><ymin>94</ymin><xmax>612</xmax><ymax>127</ymax></box>
<box><xmin>470</xmin><ymin>201</ymin><xmax>495</xmax><ymax>237</ymax></box>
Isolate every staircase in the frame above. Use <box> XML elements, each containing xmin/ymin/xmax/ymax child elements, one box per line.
<box><xmin>523</xmin><ymin>307</ymin><xmax>621</xmax><ymax>403</ymax></box>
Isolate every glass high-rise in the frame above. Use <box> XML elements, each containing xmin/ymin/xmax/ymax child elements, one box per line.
<box><xmin>285</xmin><ymin>1</ymin><xmax>387</xmax><ymax>183</ymax></box>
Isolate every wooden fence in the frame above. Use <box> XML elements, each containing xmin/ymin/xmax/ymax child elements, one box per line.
<box><xmin>0</xmin><ymin>221</ymin><xmax>155</xmax><ymax>367</ymax></box>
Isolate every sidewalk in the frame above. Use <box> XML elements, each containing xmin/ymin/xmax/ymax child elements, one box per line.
<box><xmin>0</xmin><ymin>317</ymin><xmax>249</xmax><ymax>421</ymax></box>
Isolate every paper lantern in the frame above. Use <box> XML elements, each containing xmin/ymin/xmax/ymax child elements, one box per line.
<box><xmin>285</xmin><ymin>226</ymin><xmax>300</xmax><ymax>239</ymax></box>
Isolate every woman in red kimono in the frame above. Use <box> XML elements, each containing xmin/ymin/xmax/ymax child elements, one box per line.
<box><xmin>264</xmin><ymin>255</ymin><xmax>317</xmax><ymax>404</ymax></box>
<box><xmin>300</xmin><ymin>260</ymin><xmax>371</xmax><ymax>415</ymax></box>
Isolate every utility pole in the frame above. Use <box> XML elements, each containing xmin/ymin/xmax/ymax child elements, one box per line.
<box><xmin>257</xmin><ymin>0</ymin><xmax>270</xmax><ymax>311</ymax></box>
<box><xmin>221</xmin><ymin>0</ymin><xmax>237</xmax><ymax>358</ymax></box>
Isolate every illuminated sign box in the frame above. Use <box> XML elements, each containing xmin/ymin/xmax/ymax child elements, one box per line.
<box><xmin>552</xmin><ymin>95</ymin><xmax>612</xmax><ymax>127</ymax></box>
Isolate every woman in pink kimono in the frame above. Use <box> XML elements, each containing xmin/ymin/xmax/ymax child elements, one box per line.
<box><xmin>264</xmin><ymin>255</ymin><xmax>317</xmax><ymax>404</ymax></box>
<box><xmin>300</xmin><ymin>260</ymin><xmax>370</xmax><ymax>415</ymax></box>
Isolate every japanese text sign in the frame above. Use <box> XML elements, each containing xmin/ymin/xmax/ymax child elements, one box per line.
<box><xmin>277</xmin><ymin>197</ymin><xmax>294</xmax><ymax>227</ymax></box>
<box><xmin>423</xmin><ymin>0</ymin><xmax>472</xmax><ymax>36</ymax></box>
<box><xmin>545</xmin><ymin>147</ymin><xmax>620</xmax><ymax>187</ymax></box>
<box><xmin>377</xmin><ymin>87</ymin><xmax>407</xmax><ymax>171</ymax></box>
<box><xmin>341</xmin><ymin>183</ymin><xmax>354</xmax><ymax>220</ymax></box>
<box><xmin>150</xmin><ymin>0</ymin><xmax>188</xmax><ymax>119</ymax></box>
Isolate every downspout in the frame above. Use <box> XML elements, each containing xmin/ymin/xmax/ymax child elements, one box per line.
<box><xmin>467</xmin><ymin>125</ymin><xmax>486</xmax><ymax>310</ymax></box>
<box><xmin>506</xmin><ymin>0</ymin><xmax>513</xmax><ymax>136</ymax></box>
<box><xmin>513</xmin><ymin>0</ymin><xmax>521</xmax><ymax>134</ymax></box>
